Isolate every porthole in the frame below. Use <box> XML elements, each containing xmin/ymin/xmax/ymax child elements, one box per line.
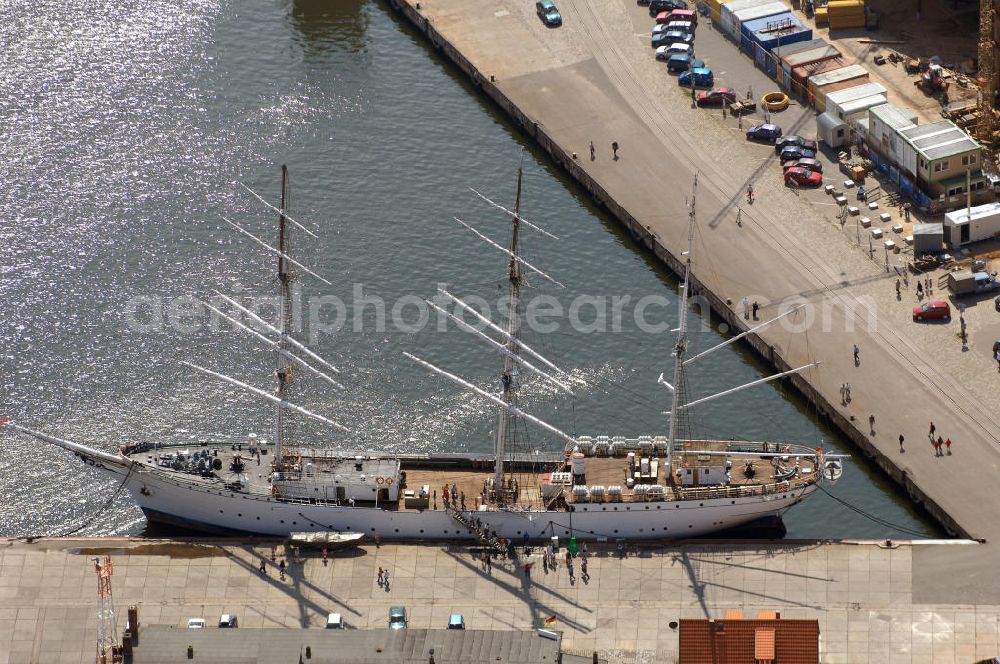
<box><xmin>688</xmin><ymin>525</ymin><xmax>693</xmax><ymax>528</ymax></box>
<box><xmin>292</xmin><ymin>521</ymin><xmax>297</xmax><ymax>525</ymax></box>
<box><xmin>419</xmin><ymin>529</ymin><xmax>424</xmax><ymax>534</ymax></box>
<box><xmin>602</xmin><ymin>507</ymin><xmax>607</xmax><ymax>511</ymax></box>
<box><xmin>613</xmin><ymin>507</ymin><xmax>618</xmax><ymax>511</ymax></box>
<box><xmin>699</xmin><ymin>503</ymin><xmax>704</xmax><ymax>507</ymax></box>
<box><xmin>238</xmin><ymin>513</ymin><xmax>242</xmax><ymax>517</ymax></box>
<box><xmin>280</xmin><ymin>520</ymin><xmax>284</xmax><ymax>524</ymax></box>
<box><xmin>219</xmin><ymin>510</ymin><xmax>224</xmax><ymax>514</ymax></box>
<box><xmin>256</xmin><ymin>517</ymin><xmax>261</xmax><ymax>520</ymax></box>
<box><xmin>394</xmin><ymin>529</ymin><xmax>399</xmax><ymax>533</ymax></box>
<box><xmin>613</xmin><ymin>529</ymin><xmax>619</xmax><ymax>534</ymax></box>
<box><xmin>645</xmin><ymin>506</ymin><xmax>649</xmax><ymax>510</ymax></box>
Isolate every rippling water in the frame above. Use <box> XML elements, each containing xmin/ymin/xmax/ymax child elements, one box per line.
<box><xmin>0</xmin><ymin>0</ymin><xmax>940</xmax><ymax>539</ymax></box>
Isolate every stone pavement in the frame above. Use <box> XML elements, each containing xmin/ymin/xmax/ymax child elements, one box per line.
<box><xmin>0</xmin><ymin>538</ymin><xmax>995</xmax><ymax>664</ymax></box>
<box><xmin>394</xmin><ymin>0</ymin><xmax>1000</xmax><ymax>604</ymax></box>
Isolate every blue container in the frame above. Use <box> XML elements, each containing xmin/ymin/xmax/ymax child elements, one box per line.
<box><xmin>745</xmin><ymin>12</ymin><xmax>813</xmax><ymax>55</ymax></box>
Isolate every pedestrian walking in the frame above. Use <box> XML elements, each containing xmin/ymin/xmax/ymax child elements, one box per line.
<box><xmin>743</xmin><ymin>296</ymin><xmax>750</xmax><ymax>319</ymax></box>
<box><xmin>486</xmin><ymin>554</ymin><xmax>492</xmax><ymax>574</ymax></box>
<box><xmin>844</xmin><ymin>383</ymin><xmax>851</xmax><ymax>403</ymax></box>
<box><xmin>384</xmin><ymin>570</ymin><xmax>391</xmax><ymax>591</ymax></box>
<box><xmin>869</xmin><ymin>414</ymin><xmax>876</xmax><ymax>435</ymax></box>
<box><xmin>460</xmin><ymin>491</ymin><xmax>466</xmax><ymax>510</ymax></box>
<box><xmin>378</xmin><ymin>567</ymin><xmax>384</xmax><ymax>586</ymax></box>
<box><xmin>543</xmin><ymin>554</ymin><xmax>549</xmax><ymax>573</ymax></box>
<box><xmin>752</xmin><ymin>301</ymin><xmax>759</xmax><ymax>320</ymax></box>
<box><xmin>934</xmin><ymin>436</ymin><xmax>943</xmax><ymax>457</ymax></box>
<box><xmin>840</xmin><ymin>383</ymin><xmax>847</xmax><ymax>405</ymax></box>
<box><xmin>279</xmin><ymin>559</ymin><xmax>286</xmax><ymax>581</ymax></box>
<box><xmin>589</xmin><ymin>141</ymin><xmax>595</xmax><ymax>161</ymax></box>
<box><xmin>899</xmin><ymin>434</ymin><xmax>905</xmax><ymax>453</ymax></box>
<box><xmin>747</xmin><ymin>183</ymin><xmax>754</xmax><ymax>204</ymax></box>
<box><xmin>259</xmin><ymin>560</ymin><xmax>267</xmax><ymax>575</ymax></box>
<box><xmin>853</xmin><ymin>344</ymin><xmax>860</xmax><ymax>366</ymax></box>
<box><xmin>611</xmin><ymin>141</ymin><xmax>619</xmax><ymax>160</ymax></box>
<box><xmin>904</xmin><ymin>202</ymin><xmax>911</xmax><ymax>221</ymax></box>
<box><xmin>945</xmin><ymin>438</ymin><xmax>952</xmax><ymax>455</ymax></box>
<box><xmin>929</xmin><ymin>421</ymin><xmax>936</xmax><ymax>439</ymax></box>
<box><xmin>322</xmin><ymin>547</ymin><xmax>328</xmax><ymax>566</ymax></box>
<box><xmin>917</xmin><ymin>281</ymin><xmax>924</xmax><ymax>298</ymax></box>
<box><xmin>995</xmin><ymin>349</ymin><xmax>1000</xmax><ymax>372</ymax></box>
<box><xmin>524</xmin><ymin>562</ymin><xmax>533</xmax><ymax>579</ymax></box>
<box><xmin>565</xmin><ymin>550</ymin><xmax>572</xmax><ymax>566</ymax></box>
<box><xmin>374</xmin><ymin>532</ymin><xmax>381</xmax><ymax>548</ymax></box>
<box><xmin>581</xmin><ymin>557</ymin><xmax>589</xmax><ymax>582</ymax></box>
<box><xmin>895</xmin><ymin>279</ymin><xmax>901</xmax><ymax>299</ymax></box>
<box><xmin>443</xmin><ymin>486</ymin><xmax>450</xmax><ymax>506</ymax></box>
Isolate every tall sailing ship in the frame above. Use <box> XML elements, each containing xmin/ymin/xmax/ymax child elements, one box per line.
<box><xmin>5</xmin><ymin>166</ymin><xmax>845</xmax><ymax>541</ymax></box>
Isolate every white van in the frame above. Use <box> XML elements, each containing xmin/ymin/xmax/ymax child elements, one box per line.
<box><xmin>326</xmin><ymin>613</ymin><xmax>344</xmax><ymax>629</ymax></box>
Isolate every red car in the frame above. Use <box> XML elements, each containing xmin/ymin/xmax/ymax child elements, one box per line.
<box><xmin>912</xmin><ymin>301</ymin><xmax>951</xmax><ymax>321</ymax></box>
<box><xmin>696</xmin><ymin>87</ymin><xmax>737</xmax><ymax>106</ymax></box>
<box><xmin>784</xmin><ymin>167</ymin><xmax>822</xmax><ymax>187</ymax></box>
<box><xmin>781</xmin><ymin>157</ymin><xmax>823</xmax><ymax>173</ymax></box>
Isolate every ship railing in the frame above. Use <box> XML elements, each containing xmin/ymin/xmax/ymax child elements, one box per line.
<box><xmin>570</xmin><ymin>475</ymin><xmax>818</xmax><ymax>504</ymax></box>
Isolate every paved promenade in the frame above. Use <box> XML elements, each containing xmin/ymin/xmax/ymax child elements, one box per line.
<box><xmin>0</xmin><ymin>538</ymin><xmax>994</xmax><ymax>664</ymax></box>
<box><xmin>391</xmin><ymin>0</ymin><xmax>1000</xmax><ymax>604</ymax></box>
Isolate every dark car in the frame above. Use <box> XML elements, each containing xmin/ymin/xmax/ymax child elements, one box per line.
<box><xmin>649</xmin><ymin>0</ymin><xmax>687</xmax><ymax>16</ymax></box>
<box><xmin>678</xmin><ymin>68</ymin><xmax>713</xmax><ymax>87</ymax></box>
<box><xmin>536</xmin><ymin>0</ymin><xmax>562</xmax><ymax>26</ymax></box>
<box><xmin>664</xmin><ymin>53</ymin><xmax>704</xmax><ymax>70</ymax></box>
<box><xmin>913</xmin><ymin>301</ymin><xmax>951</xmax><ymax>321</ymax></box>
<box><xmin>696</xmin><ymin>87</ymin><xmax>737</xmax><ymax>106</ymax></box>
<box><xmin>778</xmin><ymin>145</ymin><xmax>817</xmax><ymax>162</ymax></box>
<box><xmin>652</xmin><ymin>31</ymin><xmax>693</xmax><ymax>47</ymax></box>
<box><xmin>774</xmin><ymin>135</ymin><xmax>818</xmax><ymax>154</ymax></box>
<box><xmin>746</xmin><ymin>124</ymin><xmax>782</xmax><ymax>141</ymax></box>
<box><xmin>781</xmin><ymin>157</ymin><xmax>823</xmax><ymax>173</ymax></box>
<box><xmin>784</xmin><ymin>167</ymin><xmax>823</xmax><ymax>187</ymax></box>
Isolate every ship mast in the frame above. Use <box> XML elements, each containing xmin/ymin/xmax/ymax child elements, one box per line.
<box><xmin>666</xmin><ymin>174</ymin><xmax>697</xmax><ymax>476</ymax></box>
<box><xmin>493</xmin><ymin>166</ymin><xmax>524</xmax><ymax>501</ymax></box>
<box><xmin>275</xmin><ymin>164</ymin><xmax>293</xmax><ymax>463</ymax></box>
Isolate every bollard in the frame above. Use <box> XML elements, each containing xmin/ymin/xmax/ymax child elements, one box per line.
<box><xmin>187</xmin><ymin>645</ymin><xmax>194</xmax><ymax>659</ymax></box>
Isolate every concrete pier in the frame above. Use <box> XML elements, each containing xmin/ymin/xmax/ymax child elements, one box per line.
<box><xmin>386</xmin><ymin>0</ymin><xmax>1000</xmax><ymax>605</ymax></box>
<box><xmin>1</xmin><ymin>537</ymin><xmax>995</xmax><ymax>664</ymax></box>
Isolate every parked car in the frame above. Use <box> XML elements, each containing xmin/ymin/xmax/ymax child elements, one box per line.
<box><xmin>448</xmin><ymin>614</ymin><xmax>466</xmax><ymax>630</ymax></box>
<box><xmin>389</xmin><ymin>607</ymin><xmax>407</xmax><ymax>630</ymax></box>
<box><xmin>218</xmin><ymin>614</ymin><xmax>238</xmax><ymax>628</ymax></box>
<box><xmin>536</xmin><ymin>0</ymin><xmax>562</xmax><ymax>26</ymax></box>
<box><xmin>649</xmin><ymin>0</ymin><xmax>688</xmax><ymax>15</ymax></box>
<box><xmin>995</xmin><ymin>294</ymin><xmax>1000</xmax><ymax>311</ymax></box>
<box><xmin>774</xmin><ymin>135</ymin><xmax>818</xmax><ymax>154</ymax></box>
<box><xmin>664</xmin><ymin>53</ymin><xmax>704</xmax><ymax>70</ymax></box>
<box><xmin>746</xmin><ymin>123</ymin><xmax>782</xmax><ymax>141</ymax></box>
<box><xmin>638</xmin><ymin>0</ymin><xmax>651</xmax><ymax>5</ymax></box>
<box><xmin>782</xmin><ymin>157</ymin><xmax>823</xmax><ymax>173</ymax></box>
<box><xmin>696</xmin><ymin>87</ymin><xmax>737</xmax><ymax>106</ymax></box>
<box><xmin>913</xmin><ymin>301</ymin><xmax>951</xmax><ymax>321</ymax></box>
<box><xmin>784</xmin><ymin>167</ymin><xmax>823</xmax><ymax>187</ymax></box>
<box><xmin>187</xmin><ymin>618</ymin><xmax>206</xmax><ymax>629</ymax></box>
<box><xmin>663</xmin><ymin>8</ymin><xmax>697</xmax><ymax>24</ymax></box>
<box><xmin>652</xmin><ymin>31</ymin><xmax>692</xmax><ymax>47</ymax></box>
<box><xmin>326</xmin><ymin>613</ymin><xmax>345</xmax><ymax>629</ymax></box>
<box><xmin>778</xmin><ymin>145</ymin><xmax>817</xmax><ymax>162</ymax></box>
<box><xmin>666</xmin><ymin>21</ymin><xmax>695</xmax><ymax>34</ymax></box>
<box><xmin>655</xmin><ymin>43</ymin><xmax>693</xmax><ymax>58</ymax></box>
<box><xmin>678</xmin><ymin>68</ymin><xmax>713</xmax><ymax>87</ymax></box>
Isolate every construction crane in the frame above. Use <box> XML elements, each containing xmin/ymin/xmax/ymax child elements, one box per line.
<box><xmin>977</xmin><ymin>0</ymin><xmax>996</xmax><ymax>144</ymax></box>
<box><xmin>93</xmin><ymin>556</ymin><xmax>122</xmax><ymax>664</ymax></box>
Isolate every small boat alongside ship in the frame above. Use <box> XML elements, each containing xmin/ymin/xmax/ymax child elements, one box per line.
<box><xmin>5</xmin><ymin>166</ymin><xmax>847</xmax><ymax>541</ymax></box>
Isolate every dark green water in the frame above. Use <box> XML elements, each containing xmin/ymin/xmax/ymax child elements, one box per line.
<box><xmin>0</xmin><ymin>0</ymin><xmax>940</xmax><ymax>539</ymax></box>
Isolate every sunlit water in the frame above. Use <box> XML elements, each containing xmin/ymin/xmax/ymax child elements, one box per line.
<box><xmin>0</xmin><ymin>0</ymin><xmax>940</xmax><ymax>539</ymax></box>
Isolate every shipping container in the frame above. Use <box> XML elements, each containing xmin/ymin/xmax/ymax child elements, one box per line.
<box><xmin>719</xmin><ymin>0</ymin><xmax>782</xmax><ymax>40</ymax></box>
<box><xmin>791</xmin><ymin>58</ymin><xmax>845</xmax><ymax>97</ymax></box>
<box><xmin>808</xmin><ymin>63</ymin><xmax>869</xmax><ymax>111</ymax></box>
<box><xmin>729</xmin><ymin>2</ymin><xmax>789</xmax><ymax>41</ymax></box>
<box><xmin>780</xmin><ymin>43</ymin><xmax>841</xmax><ymax>90</ymax></box>
<box><xmin>743</xmin><ymin>12</ymin><xmax>812</xmax><ymax>56</ymax></box>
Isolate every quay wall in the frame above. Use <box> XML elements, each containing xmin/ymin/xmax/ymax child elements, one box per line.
<box><xmin>386</xmin><ymin>0</ymin><xmax>968</xmax><ymax>540</ymax></box>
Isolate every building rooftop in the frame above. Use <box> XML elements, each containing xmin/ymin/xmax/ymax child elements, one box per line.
<box><xmin>944</xmin><ymin>201</ymin><xmax>1000</xmax><ymax>224</ymax></box>
<box><xmin>131</xmin><ymin>626</ymin><xmax>563</xmax><ymax>664</ymax></box>
<box><xmin>869</xmin><ymin>103</ymin><xmax>918</xmax><ymax>131</ymax></box>
<box><xmin>772</xmin><ymin>37</ymin><xmax>828</xmax><ymax>58</ymax></box>
<box><xmin>781</xmin><ymin>44</ymin><xmax>841</xmax><ymax>67</ymax></box>
<box><xmin>808</xmin><ymin>63</ymin><xmax>868</xmax><ymax>88</ymax></box>
<box><xmin>679</xmin><ymin>616</ymin><xmax>819</xmax><ymax>664</ymax></box>
<box><xmin>824</xmin><ymin>82</ymin><xmax>888</xmax><ymax>106</ymax></box>
<box><xmin>899</xmin><ymin>120</ymin><xmax>981</xmax><ymax>161</ymax></box>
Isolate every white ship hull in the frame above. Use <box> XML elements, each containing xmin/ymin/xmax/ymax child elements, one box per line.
<box><xmin>93</xmin><ymin>453</ymin><xmax>814</xmax><ymax>540</ymax></box>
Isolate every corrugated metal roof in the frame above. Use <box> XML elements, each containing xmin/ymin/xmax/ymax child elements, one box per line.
<box><xmin>838</xmin><ymin>94</ymin><xmax>888</xmax><ymax>115</ymax></box>
<box><xmin>782</xmin><ymin>44</ymin><xmax>841</xmax><ymax>66</ymax></box>
<box><xmin>900</xmin><ymin>120</ymin><xmax>980</xmax><ymax>160</ymax></box>
<box><xmin>732</xmin><ymin>1</ymin><xmax>789</xmax><ymax>22</ymax></box>
<box><xmin>722</xmin><ymin>0</ymin><xmax>775</xmax><ymax>15</ymax></box>
<box><xmin>809</xmin><ymin>63</ymin><xmax>868</xmax><ymax>87</ymax></box>
<box><xmin>772</xmin><ymin>37</ymin><xmax>827</xmax><ymax>57</ymax></box>
<box><xmin>745</xmin><ymin>12</ymin><xmax>807</xmax><ymax>36</ymax></box>
<box><xmin>824</xmin><ymin>82</ymin><xmax>888</xmax><ymax>106</ymax></box>
<box><xmin>869</xmin><ymin>103</ymin><xmax>917</xmax><ymax>131</ymax></box>
<box><xmin>131</xmin><ymin>626</ymin><xmax>563</xmax><ymax>664</ymax></box>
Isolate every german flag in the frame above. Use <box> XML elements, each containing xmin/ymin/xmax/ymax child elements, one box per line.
<box><xmin>544</xmin><ymin>616</ymin><xmax>557</xmax><ymax>625</ymax></box>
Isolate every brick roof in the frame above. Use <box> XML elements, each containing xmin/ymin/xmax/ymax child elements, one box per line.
<box><xmin>678</xmin><ymin>617</ymin><xmax>819</xmax><ymax>664</ymax></box>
